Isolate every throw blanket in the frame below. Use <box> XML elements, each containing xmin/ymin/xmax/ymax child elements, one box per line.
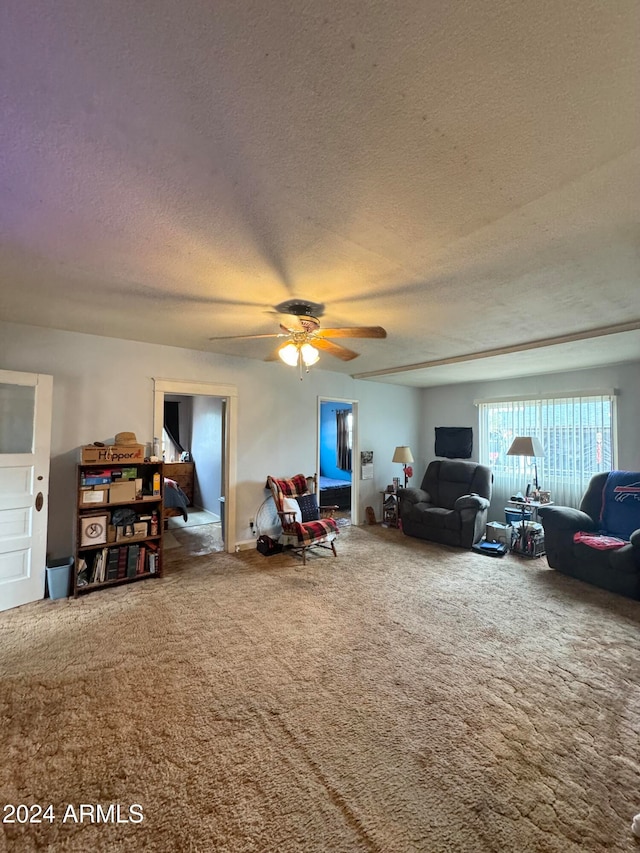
<box><xmin>600</xmin><ymin>471</ymin><xmax>640</xmax><ymax>540</ymax></box>
<box><xmin>164</xmin><ymin>478</ymin><xmax>189</xmax><ymax>521</ymax></box>
<box><xmin>573</xmin><ymin>532</ymin><xmax>628</xmax><ymax>550</ymax></box>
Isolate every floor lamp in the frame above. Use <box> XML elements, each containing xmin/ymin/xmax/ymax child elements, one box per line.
<box><xmin>392</xmin><ymin>445</ymin><xmax>414</xmax><ymax>488</ymax></box>
<box><xmin>506</xmin><ymin>436</ymin><xmax>545</xmax><ymax>496</ymax></box>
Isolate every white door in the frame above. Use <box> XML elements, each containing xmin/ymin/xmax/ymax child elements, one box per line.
<box><xmin>0</xmin><ymin>370</ymin><xmax>53</xmax><ymax>612</ymax></box>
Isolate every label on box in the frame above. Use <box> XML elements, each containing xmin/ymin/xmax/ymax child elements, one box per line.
<box><xmin>81</xmin><ymin>489</ymin><xmax>107</xmax><ymax>504</ymax></box>
<box><xmin>81</xmin><ymin>445</ymin><xmax>145</xmax><ymax>464</ymax></box>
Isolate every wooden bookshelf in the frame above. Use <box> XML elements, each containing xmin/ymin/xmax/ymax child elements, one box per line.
<box><xmin>74</xmin><ymin>461</ymin><xmax>164</xmax><ymax>596</ymax></box>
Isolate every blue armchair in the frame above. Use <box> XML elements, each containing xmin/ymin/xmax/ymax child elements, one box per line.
<box><xmin>539</xmin><ymin>471</ymin><xmax>640</xmax><ymax>599</ymax></box>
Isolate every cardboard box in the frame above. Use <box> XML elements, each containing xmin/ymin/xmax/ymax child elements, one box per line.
<box><xmin>133</xmin><ymin>522</ymin><xmax>148</xmax><ymax>537</ymax></box>
<box><xmin>116</xmin><ymin>526</ymin><xmax>136</xmax><ymax>542</ymax></box>
<box><xmin>81</xmin><ymin>444</ymin><xmax>145</xmax><ymax>464</ymax></box>
<box><xmin>108</xmin><ymin>480</ymin><xmax>137</xmax><ymax>503</ymax></box>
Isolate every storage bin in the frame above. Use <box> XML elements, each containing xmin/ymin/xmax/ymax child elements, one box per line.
<box><xmin>46</xmin><ymin>557</ymin><xmax>74</xmax><ymax>600</ymax></box>
<box><xmin>505</xmin><ymin>507</ymin><xmax>532</xmax><ymax>526</ymax></box>
<box><xmin>486</xmin><ymin>521</ymin><xmax>513</xmax><ymax>546</ymax></box>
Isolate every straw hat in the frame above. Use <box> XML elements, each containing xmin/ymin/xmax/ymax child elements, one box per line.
<box><xmin>114</xmin><ymin>431</ymin><xmax>139</xmax><ymax>446</ymax></box>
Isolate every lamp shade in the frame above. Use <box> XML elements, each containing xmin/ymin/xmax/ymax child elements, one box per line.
<box><xmin>278</xmin><ymin>342</ymin><xmax>300</xmax><ymax>366</ymax></box>
<box><xmin>392</xmin><ymin>446</ymin><xmax>414</xmax><ymax>464</ymax></box>
<box><xmin>300</xmin><ymin>343</ymin><xmax>319</xmax><ymax>366</ymax></box>
<box><xmin>506</xmin><ymin>436</ymin><xmax>545</xmax><ymax>457</ymax></box>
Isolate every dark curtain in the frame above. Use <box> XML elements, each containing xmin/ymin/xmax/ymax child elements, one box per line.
<box><xmin>164</xmin><ymin>402</ymin><xmax>184</xmax><ymax>453</ymax></box>
<box><xmin>336</xmin><ymin>410</ymin><xmax>352</xmax><ymax>471</ymax></box>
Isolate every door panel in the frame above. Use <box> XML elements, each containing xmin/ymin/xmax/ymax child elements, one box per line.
<box><xmin>0</xmin><ymin>371</ymin><xmax>53</xmax><ymax>611</ymax></box>
<box><xmin>0</xmin><ymin>465</ymin><xmax>34</xmax><ymax>499</ymax></box>
<box><xmin>0</xmin><ymin>549</ymin><xmax>30</xmax><ymax>582</ymax></box>
<box><xmin>0</xmin><ymin>507</ymin><xmax>33</xmax><ymax>540</ymax></box>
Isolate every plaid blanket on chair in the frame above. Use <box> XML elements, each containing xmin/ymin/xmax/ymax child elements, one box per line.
<box><xmin>293</xmin><ymin>517</ymin><xmax>339</xmax><ymax>544</ymax></box>
<box><xmin>267</xmin><ymin>474</ymin><xmax>339</xmax><ymax>548</ymax></box>
<box><xmin>270</xmin><ymin>474</ymin><xmax>308</xmax><ymax>500</ymax></box>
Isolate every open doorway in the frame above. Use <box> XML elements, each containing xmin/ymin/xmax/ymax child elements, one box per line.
<box><xmin>153</xmin><ymin>379</ymin><xmax>237</xmax><ymax>558</ymax></box>
<box><xmin>318</xmin><ymin>397</ymin><xmax>358</xmax><ymax>527</ymax></box>
<box><xmin>162</xmin><ymin>394</ymin><xmax>225</xmax><ymax>555</ymax></box>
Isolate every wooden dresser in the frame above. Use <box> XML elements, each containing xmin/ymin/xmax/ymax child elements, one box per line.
<box><xmin>164</xmin><ymin>462</ymin><xmax>195</xmax><ymax>506</ymax></box>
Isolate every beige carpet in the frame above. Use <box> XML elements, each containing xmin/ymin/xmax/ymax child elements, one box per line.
<box><xmin>1</xmin><ymin>525</ymin><xmax>639</xmax><ymax>852</ymax></box>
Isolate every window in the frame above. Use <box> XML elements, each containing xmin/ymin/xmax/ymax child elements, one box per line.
<box><xmin>336</xmin><ymin>410</ymin><xmax>353</xmax><ymax>472</ymax></box>
<box><xmin>477</xmin><ymin>392</ymin><xmax>617</xmax><ymax>507</ymax></box>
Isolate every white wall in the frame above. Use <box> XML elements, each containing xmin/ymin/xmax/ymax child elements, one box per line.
<box><xmin>191</xmin><ymin>395</ymin><xmax>223</xmax><ymax>514</ymax></box>
<box><xmin>1</xmin><ymin>320</ymin><xmax>422</xmax><ymax>558</ymax></box>
<box><xmin>419</xmin><ymin>361</ymin><xmax>640</xmax><ymax>520</ymax></box>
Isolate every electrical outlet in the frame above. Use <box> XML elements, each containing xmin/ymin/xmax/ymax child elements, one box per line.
<box><xmin>249</xmin><ymin>517</ymin><xmax>255</xmax><ymax>525</ymax></box>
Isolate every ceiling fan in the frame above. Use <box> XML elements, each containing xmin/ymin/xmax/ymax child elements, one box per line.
<box><xmin>209</xmin><ymin>299</ymin><xmax>387</xmax><ymax>372</ymax></box>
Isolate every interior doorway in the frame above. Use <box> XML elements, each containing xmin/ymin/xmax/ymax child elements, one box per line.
<box><xmin>317</xmin><ymin>397</ymin><xmax>359</xmax><ymax>526</ymax></box>
<box><xmin>153</xmin><ymin>379</ymin><xmax>237</xmax><ymax>557</ymax></box>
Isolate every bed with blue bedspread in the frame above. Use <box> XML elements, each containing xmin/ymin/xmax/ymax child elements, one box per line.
<box><xmin>320</xmin><ymin>476</ymin><xmax>352</xmax><ymax>510</ymax></box>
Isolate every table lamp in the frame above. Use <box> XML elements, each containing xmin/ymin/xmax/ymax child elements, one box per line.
<box><xmin>392</xmin><ymin>445</ymin><xmax>414</xmax><ymax>488</ymax></box>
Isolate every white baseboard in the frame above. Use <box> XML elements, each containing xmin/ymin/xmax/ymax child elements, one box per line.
<box><xmin>234</xmin><ymin>539</ymin><xmax>256</xmax><ymax>552</ymax></box>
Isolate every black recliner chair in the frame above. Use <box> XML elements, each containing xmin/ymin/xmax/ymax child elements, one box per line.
<box><xmin>539</xmin><ymin>471</ymin><xmax>640</xmax><ymax>599</ymax></box>
<box><xmin>398</xmin><ymin>459</ymin><xmax>492</xmax><ymax>549</ymax></box>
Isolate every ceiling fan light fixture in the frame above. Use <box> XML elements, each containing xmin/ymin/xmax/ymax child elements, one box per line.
<box><xmin>300</xmin><ymin>343</ymin><xmax>319</xmax><ymax>366</ymax></box>
<box><xmin>278</xmin><ymin>342</ymin><xmax>300</xmax><ymax>367</ymax></box>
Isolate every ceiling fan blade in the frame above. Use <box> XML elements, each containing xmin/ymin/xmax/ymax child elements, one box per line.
<box><xmin>279</xmin><ymin>321</ymin><xmax>302</xmax><ymax>334</ymax></box>
<box><xmin>264</xmin><ymin>342</ymin><xmax>290</xmax><ymax>362</ymax></box>
<box><xmin>315</xmin><ymin>326</ymin><xmax>387</xmax><ymax>339</ymax></box>
<box><xmin>313</xmin><ymin>338</ymin><xmax>360</xmax><ymax>361</ymax></box>
<box><xmin>209</xmin><ymin>333</ymin><xmax>285</xmax><ymax>341</ymax></box>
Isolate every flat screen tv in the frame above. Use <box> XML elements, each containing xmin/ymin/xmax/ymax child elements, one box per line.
<box><xmin>435</xmin><ymin>427</ymin><xmax>473</xmax><ymax>459</ymax></box>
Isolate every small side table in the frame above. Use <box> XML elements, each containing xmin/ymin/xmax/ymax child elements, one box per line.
<box><xmin>506</xmin><ymin>499</ymin><xmax>554</xmax><ymax>524</ymax></box>
<box><xmin>506</xmin><ymin>500</ymin><xmax>554</xmax><ymax>558</ymax></box>
<box><xmin>380</xmin><ymin>491</ymin><xmax>399</xmax><ymax>528</ymax></box>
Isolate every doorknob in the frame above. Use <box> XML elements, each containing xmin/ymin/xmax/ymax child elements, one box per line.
<box><xmin>35</xmin><ymin>492</ymin><xmax>44</xmax><ymax>512</ymax></box>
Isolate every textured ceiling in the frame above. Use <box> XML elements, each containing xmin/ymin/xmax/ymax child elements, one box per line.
<box><xmin>2</xmin><ymin>0</ymin><xmax>639</xmax><ymax>386</ymax></box>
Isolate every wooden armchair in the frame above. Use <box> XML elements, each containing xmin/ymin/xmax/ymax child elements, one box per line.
<box><xmin>266</xmin><ymin>474</ymin><xmax>339</xmax><ymax>565</ymax></box>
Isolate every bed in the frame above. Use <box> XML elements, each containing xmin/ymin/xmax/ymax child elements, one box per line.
<box><xmin>163</xmin><ymin>477</ymin><xmax>189</xmax><ymax>524</ymax></box>
<box><xmin>319</xmin><ymin>476</ymin><xmax>352</xmax><ymax>510</ymax></box>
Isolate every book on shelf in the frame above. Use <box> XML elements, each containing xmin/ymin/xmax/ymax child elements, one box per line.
<box><xmin>146</xmin><ymin>541</ymin><xmax>159</xmax><ymax>574</ymax></box>
<box><xmin>106</xmin><ymin>548</ymin><xmax>119</xmax><ymax>580</ymax></box>
<box><xmin>136</xmin><ymin>545</ymin><xmax>147</xmax><ymax>575</ymax></box>
<box><xmin>90</xmin><ymin>547</ymin><xmax>109</xmax><ymax>584</ymax></box>
<box><xmin>127</xmin><ymin>545</ymin><xmax>140</xmax><ymax>578</ymax></box>
<box><xmin>117</xmin><ymin>546</ymin><xmax>128</xmax><ymax>579</ymax></box>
